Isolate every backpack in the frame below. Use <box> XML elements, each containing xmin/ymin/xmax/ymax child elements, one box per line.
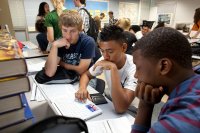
<box><xmin>80</xmin><ymin>8</ymin><xmax>99</xmax><ymax>41</ymax></box>
<box><xmin>20</xmin><ymin>116</ymin><xmax>88</xmax><ymax>133</ymax></box>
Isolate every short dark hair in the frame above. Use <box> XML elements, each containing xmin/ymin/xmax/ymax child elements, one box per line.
<box><xmin>129</xmin><ymin>25</ymin><xmax>141</xmax><ymax>33</ymax></box>
<box><xmin>108</xmin><ymin>11</ymin><xmax>113</xmax><ymax>15</ymax></box>
<box><xmin>100</xmin><ymin>13</ymin><xmax>105</xmax><ymax>17</ymax></box>
<box><xmin>80</xmin><ymin>0</ymin><xmax>86</xmax><ymax>5</ymax></box>
<box><xmin>99</xmin><ymin>25</ymin><xmax>125</xmax><ymax>45</ymax></box>
<box><xmin>133</xmin><ymin>27</ymin><xmax>192</xmax><ymax>69</ymax></box>
<box><xmin>35</xmin><ymin>19</ymin><xmax>47</xmax><ymax>33</ymax></box>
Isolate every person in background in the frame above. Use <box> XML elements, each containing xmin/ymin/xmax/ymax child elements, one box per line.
<box><xmin>108</xmin><ymin>11</ymin><xmax>118</xmax><ymax>25</ymax></box>
<box><xmin>36</xmin><ymin>2</ymin><xmax>50</xmax><ymax>21</ymax></box>
<box><xmin>100</xmin><ymin>12</ymin><xmax>105</xmax><ymax>20</ymax></box>
<box><xmin>123</xmin><ymin>31</ymin><xmax>137</xmax><ymax>55</ymax></box>
<box><xmin>73</xmin><ymin>0</ymin><xmax>89</xmax><ymax>34</ymax></box>
<box><xmin>129</xmin><ymin>25</ymin><xmax>143</xmax><ymax>40</ymax></box>
<box><xmin>131</xmin><ymin>27</ymin><xmax>200</xmax><ymax>133</ymax></box>
<box><xmin>93</xmin><ymin>16</ymin><xmax>101</xmax><ymax>32</ymax></box>
<box><xmin>115</xmin><ymin>18</ymin><xmax>131</xmax><ymax>31</ymax></box>
<box><xmin>45</xmin><ymin>0</ymin><xmax>67</xmax><ymax>43</ymax></box>
<box><xmin>35</xmin><ymin>2</ymin><xmax>50</xmax><ymax>52</ymax></box>
<box><xmin>187</xmin><ymin>8</ymin><xmax>200</xmax><ymax>38</ymax></box>
<box><xmin>35</xmin><ymin>19</ymin><xmax>48</xmax><ymax>52</ymax></box>
<box><xmin>154</xmin><ymin>21</ymin><xmax>165</xmax><ymax>29</ymax></box>
<box><xmin>141</xmin><ymin>24</ymin><xmax>151</xmax><ymax>36</ymax></box>
<box><xmin>99</xmin><ymin>12</ymin><xmax>105</xmax><ymax>29</ymax></box>
<box><xmin>35</xmin><ymin>10</ymin><xmax>95</xmax><ymax>84</ymax></box>
<box><xmin>75</xmin><ymin>25</ymin><xmax>138</xmax><ymax>113</ymax></box>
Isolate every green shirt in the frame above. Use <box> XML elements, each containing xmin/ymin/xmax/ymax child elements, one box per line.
<box><xmin>45</xmin><ymin>9</ymin><xmax>67</xmax><ymax>40</ymax></box>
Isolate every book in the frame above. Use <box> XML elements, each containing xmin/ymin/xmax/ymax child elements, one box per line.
<box><xmin>0</xmin><ymin>76</ymin><xmax>30</xmax><ymax>98</ymax></box>
<box><xmin>0</xmin><ymin>94</ymin><xmax>22</xmax><ymax>114</ymax></box>
<box><xmin>0</xmin><ymin>94</ymin><xmax>34</xmax><ymax>129</ymax></box>
<box><xmin>87</xmin><ymin>116</ymin><xmax>133</xmax><ymax>133</ymax></box>
<box><xmin>0</xmin><ymin>118</ymin><xmax>33</xmax><ymax>133</ymax></box>
<box><xmin>0</xmin><ymin>39</ymin><xmax>27</xmax><ymax>79</ymax></box>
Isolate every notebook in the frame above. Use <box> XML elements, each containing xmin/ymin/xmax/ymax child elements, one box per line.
<box><xmin>53</xmin><ymin>97</ymin><xmax>102</xmax><ymax>121</ymax></box>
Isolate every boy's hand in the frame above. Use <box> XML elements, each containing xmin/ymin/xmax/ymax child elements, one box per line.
<box><xmin>75</xmin><ymin>88</ymin><xmax>91</xmax><ymax>103</ymax></box>
<box><xmin>53</xmin><ymin>38</ymin><xmax>70</xmax><ymax>49</ymax></box>
<box><xmin>135</xmin><ymin>82</ymin><xmax>164</xmax><ymax>104</ymax></box>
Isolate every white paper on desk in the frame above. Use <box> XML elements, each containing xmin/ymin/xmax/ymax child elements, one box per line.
<box><xmin>87</xmin><ymin>116</ymin><xmax>132</xmax><ymax>133</ymax></box>
<box><xmin>35</xmin><ymin>87</ymin><xmax>45</xmax><ymax>102</ymax></box>
<box><xmin>30</xmin><ymin>82</ymin><xmax>37</xmax><ymax>101</ymax></box>
<box><xmin>26</xmin><ymin>58</ymin><xmax>46</xmax><ymax>71</ymax></box>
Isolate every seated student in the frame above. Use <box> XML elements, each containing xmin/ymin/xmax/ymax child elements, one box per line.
<box><xmin>129</xmin><ymin>25</ymin><xmax>143</xmax><ymax>40</ymax></box>
<box><xmin>123</xmin><ymin>31</ymin><xmax>137</xmax><ymax>55</ymax></box>
<box><xmin>131</xmin><ymin>27</ymin><xmax>200</xmax><ymax>133</ymax></box>
<box><xmin>154</xmin><ymin>21</ymin><xmax>165</xmax><ymax>29</ymax></box>
<box><xmin>35</xmin><ymin>10</ymin><xmax>96</xmax><ymax>84</ymax></box>
<box><xmin>141</xmin><ymin>24</ymin><xmax>151</xmax><ymax>36</ymax></box>
<box><xmin>75</xmin><ymin>25</ymin><xmax>138</xmax><ymax>113</ymax></box>
<box><xmin>35</xmin><ymin>19</ymin><xmax>48</xmax><ymax>52</ymax></box>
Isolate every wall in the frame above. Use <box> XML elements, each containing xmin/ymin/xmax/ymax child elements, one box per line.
<box><xmin>0</xmin><ymin>0</ymin><xmax>14</xmax><ymax>36</ymax></box>
<box><xmin>149</xmin><ymin>0</ymin><xmax>200</xmax><ymax>27</ymax></box>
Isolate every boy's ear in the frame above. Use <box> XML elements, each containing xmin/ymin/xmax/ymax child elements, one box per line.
<box><xmin>158</xmin><ymin>58</ymin><xmax>172</xmax><ymax>75</ymax></box>
<box><xmin>122</xmin><ymin>43</ymin><xmax>127</xmax><ymax>52</ymax></box>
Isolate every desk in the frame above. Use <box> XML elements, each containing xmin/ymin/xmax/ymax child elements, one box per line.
<box><xmin>30</xmin><ymin>76</ymin><xmax>134</xmax><ymax>123</ymax></box>
<box><xmin>22</xmin><ymin>41</ymin><xmax>48</xmax><ymax>59</ymax></box>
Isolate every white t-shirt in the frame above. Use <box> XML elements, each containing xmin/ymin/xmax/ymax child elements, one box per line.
<box><xmin>135</xmin><ymin>31</ymin><xmax>143</xmax><ymax>40</ymax></box>
<box><xmin>89</xmin><ymin>54</ymin><xmax>139</xmax><ymax>107</ymax></box>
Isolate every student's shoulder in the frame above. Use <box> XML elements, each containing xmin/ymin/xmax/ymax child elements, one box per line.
<box><xmin>80</xmin><ymin>33</ymin><xmax>95</xmax><ymax>44</ymax></box>
<box><xmin>125</xmin><ymin>54</ymin><xmax>136</xmax><ymax>70</ymax></box>
<box><xmin>45</xmin><ymin>10</ymin><xmax>57</xmax><ymax>18</ymax></box>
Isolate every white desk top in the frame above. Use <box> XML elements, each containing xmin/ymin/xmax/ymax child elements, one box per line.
<box><xmin>31</xmin><ymin>76</ymin><xmax>134</xmax><ymax>123</ymax></box>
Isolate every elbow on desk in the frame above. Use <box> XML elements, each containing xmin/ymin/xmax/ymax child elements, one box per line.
<box><xmin>45</xmin><ymin>69</ymin><xmax>55</xmax><ymax>77</ymax></box>
<box><xmin>114</xmin><ymin>106</ymin><xmax>127</xmax><ymax>114</ymax></box>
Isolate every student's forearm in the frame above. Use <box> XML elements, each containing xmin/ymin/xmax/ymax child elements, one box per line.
<box><xmin>110</xmin><ymin>67</ymin><xmax>131</xmax><ymax>113</ymax></box>
<box><xmin>47</xmin><ymin>27</ymin><xmax>54</xmax><ymax>42</ymax></box>
<box><xmin>134</xmin><ymin>101</ymin><xmax>154</xmax><ymax>128</ymax></box>
<box><xmin>79</xmin><ymin>72</ymin><xmax>92</xmax><ymax>90</ymax></box>
<box><xmin>61</xmin><ymin>63</ymin><xmax>86</xmax><ymax>74</ymax></box>
<box><xmin>45</xmin><ymin>44</ymin><xmax>59</xmax><ymax>77</ymax></box>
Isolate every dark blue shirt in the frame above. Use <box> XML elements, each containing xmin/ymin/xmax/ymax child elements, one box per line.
<box><xmin>58</xmin><ymin>33</ymin><xmax>95</xmax><ymax>67</ymax></box>
<box><xmin>132</xmin><ymin>74</ymin><xmax>200</xmax><ymax>133</ymax></box>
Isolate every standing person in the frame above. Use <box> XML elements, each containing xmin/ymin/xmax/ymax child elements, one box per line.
<box><xmin>100</xmin><ymin>12</ymin><xmax>105</xmax><ymax>29</ymax></box>
<box><xmin>100</xmin><ymin>12</ymin><xmax>105</xmax><ymax>20</ymax></box>
<box><xmin>35</xmin><ymin>2</ymin><xmax>50</xmax><ymax>52</ymax></box>
<box><xmin>35</xmin><ymin>10</ymin><xmax>96</xmax><ymax>84</ymax></box>
<box><xmin>75</xmin><ymin>25</ymin><xmax>138</xmax><ymax>113</ymax></box>
<box><xmin>188</xmin><ymin>8</ymin><xmax>200</xmax><ymax>38</ymax></box>
<box><xmin>115</xmin><ymin>18</ymin><xmax>131</xmax><ymax>31</ymax></box>
<box><xmin>73</xmin><ymin>0</ymin><xmax>89</xmax><ymax>34</ymax></box>
<box><xmin>108</xmin><ymin>11</ymin><xmax>117</xmax><ymax>25</ymax></box>
<box><xmin>36</xmin><ymin>2</ymin><xmax>50</xmax><ymax>21</ymax></box>
<box><xmin>45</xmin><ymin>0</ymin><xmax>67</xmax><ymax>43</ymax></box>
<box><xmin>131</xmin><ymin>27</ymin><xmax>200</xmax><ymax>133</ymax></box>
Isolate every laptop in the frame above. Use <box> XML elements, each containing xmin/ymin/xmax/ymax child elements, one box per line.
<box><xmin>53</xmin><ymin>97</ymin><xmax>102</xmax><ymax>121</ymax></box>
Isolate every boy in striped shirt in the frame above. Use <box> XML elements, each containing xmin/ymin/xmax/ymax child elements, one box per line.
<box><xmin>131</xmin><ymin>27</ymin><xmax>200</xmax><ymax>133</ymax></box>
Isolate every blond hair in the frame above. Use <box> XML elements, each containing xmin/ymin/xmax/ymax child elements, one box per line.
<box><xmin>116</xmin><ymin>18</ymin><xmax>131</xmax><ymax>31</ymax></box>
<box><xmin>51</xmin><ymin>0</ymin><xmax>65</xmax><ymax>8</ymax></box>
<box><xmin>59</xmin><ymin>10</ymin><xmax>83</xmax><ymax>31</ymax></box>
